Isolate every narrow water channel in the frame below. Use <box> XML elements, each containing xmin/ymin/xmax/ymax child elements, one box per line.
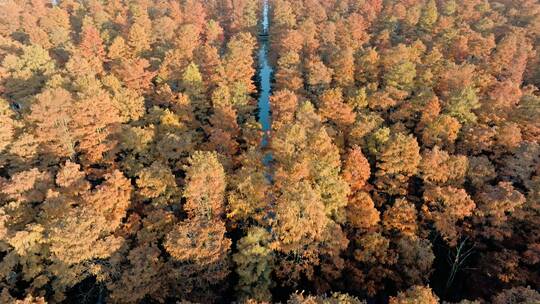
<box><xmin>258</xmin><ymin>0</ymin><xmax>273</xmax><ymax>167</ymax></box>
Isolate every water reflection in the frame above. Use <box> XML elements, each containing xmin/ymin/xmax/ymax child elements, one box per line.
<box><xmin>258</xmin><ymin>0</ymin><xmax>273</xmax><ymax>167</ymax></box>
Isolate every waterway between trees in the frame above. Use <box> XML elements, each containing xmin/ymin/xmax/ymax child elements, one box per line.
<box><xmin>258</xmin><ymin>0</ymin><xmax>273</xmax><ymax>167</ymax></box>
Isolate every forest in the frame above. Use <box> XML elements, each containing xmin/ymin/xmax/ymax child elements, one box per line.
<box><xmin>0</xmin><ymin>0</ymin><xmax>539</xmax><ymax>303</ymax></box>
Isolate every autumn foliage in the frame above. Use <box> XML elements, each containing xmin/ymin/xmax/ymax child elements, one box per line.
<box><xmin>0</xmin><ymin>0</ymin><xmax>540</xmax><ymax>303</ymax></box>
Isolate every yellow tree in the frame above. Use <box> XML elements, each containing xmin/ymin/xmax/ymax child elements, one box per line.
<box><xmin>271</xmin><ymin>102</ymin><xmax>349</xmax><ymax>288</ymax></box>
<box><xmin>28</xmin><ymin>88</ymin><xmax>74</xmax><ymax>161</ymax></box>
<box><xmin>183</xmin><ymin>151</ymin><xmax>226</xmax><ymax>219</ymax></box>
<box><xmin>163</xmin><ymin>151</ymin><xmax>230</xmax><ymax>302</ymax></box>
<box><xmin>233</xmin><ymin>227</ymin><xmax>274</xmax><ymax>302</ymax></box>
<box><xmin>389</xmin><ymin>285</ymin><xmax>439</xmax><ymax>304</ymax></box>
<box><xmin>375</xmin><ymin>133</ymin><xmax>421</xmax><ymax>195</ymax></box>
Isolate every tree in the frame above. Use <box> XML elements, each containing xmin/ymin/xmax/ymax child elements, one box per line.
<box><xmin>419</xmin><ymin>0</ymin><xmax>438</xmax><ymax>31</ymax></box>
<box><xmin>305</xmin><ymin>56</ymin><xmax>333</xmax><ymax>92</ymax></box>
<box><xmin>46</xmin><ymin>167</ymin><xmax>131</xmax><ymax>265</ymax></box>
<box><xmin>0</xmin><ymin>164</ymin><xmax>133</xmax><ymax>301</ymax></box>
<box><xmin>317</xmin><ymin>88</ymin><xmax>356</xmax><ymax>130</ymax></box>
<box><xmin>205</xmin><ymin>103</ymin><xmax>241</xmax><ymax>163</ymax></box>
<box><xmin>492</xmin><ymin>286</ymin><xmax>540</xmax><ymax>304</ymax></box>
<box><xmin>272</xmin><ymin>0</ymin><xmax>297</xmax><ymax>32</ymax></box>
<box><xmin>1</xmin><ymin>44</ymin><xmax>56</xmax><ymax>106</ymax></box>
<box><xmin>421</xmin><ymin>115</ymin><xmax>461</xmax><ymax>149</ymax></box>
<box><xmin>383</xmin><ymin>198</ymin><xmax>418</xmax><ymax>237</ymax></box>
<box><xmin>70</xmin><ymin>90</ymin><xmax>122</xmax><ymax>164</ymax></box>
<box><xmin>107</xmin><ymin>243</ymin><xmax>167</xmax><ymax>303</ymax></box>
<box><xmin>221</xmin><ymin>32</ymin><xmax>256</xmax><ymax>110</ymax></box>
<box><xmin>0</xmin><ymin>1</ymin><xmax>22</xmax><ymax>37</ymax></box>
<box><xmin>274</xmin><ymin>51</ymin><xmax>303</xmax><ymax>92</ymax></box>
<box><xmin>375</xmin><ymin>133</ymin><xmax>421</xmax><ymax>195</ymax></box>
<box><xmin>271</xmin><ymin>114</ymin><xmax>349</xmax><ymax>290</ymax></box>
<box><xmin>501</xmin><ymin>141</ymin><xmax>539</xmax><ymax>190</ymax></box>
<box><xmin>444</xmin><ymin>86</ymin><xmax>480</xmax><ymax>124</ymax></box>
<box><xmin>108</xmin><ymin>36</ymin><xmax>129</xmax><ymax>61</ymax></box>
<box><xmin>287</xmin><ymin>291</ymin><xmax>365</xmax><ymax>304</ymax></box>
<box><xmin>383</xmin><ymin>60</ymin><xmax>417</xmax><ymax>93</ymax></box>
<box><xmin>466</xmin><ymin>156</ymin><xmax>496</xmax><ymax>189</ymax></box>
<box><xmin>0</xmin><ymin>290</ymin><xmax>46</xmax><ymax>304</ymax></box>
<box><xmin>355</xmin><ymin>47</ymin><xmax>380</xmax><ymax>85</ymax></box>
<box><xmin>164</xmin><ymin>218</ymin><xmax>231</xmax><ymax>302</ymax></box>
<box><xmin>272</xmin><ymin>102</ymin><xmax>350</xmax><ymax>221</ymax></box>
<box><xmin>102</xmin><ymin>76</ymin><xmax>145</xmax><ymax>123</ymax></box>
<box><xmin>419</xmin><ymin>146</ymin><xmax>468</xmax><ymax>186</ymax></box>
<box><xmin>270</xmin><ymin>89</ymin><xmax>299</xmax><ymax>131</ymax></box>
<box><xmin>136</xmin><ymin>161</ymin><xmax>180</xmax><ymax>206</ymax></box>
<box><xmin>227</xmin><ymin>149</ymin><xmax>270</xmax><ymax>225</ymax></box>
<box><xmin>28</xmin><ymin>88</ymin><xmax>74</xmax><ymax>160</ymax></box>
<box><xmin>165</xmin><ymin>219</ymin><xmax>230</xmax><ymax>265</ymax></box>
<box><xmin>78</xmin><ymin>24</ymin><xmax>106</xmax><ymax>74</ymax></box>
<box><xmin>347</xmin><ymin>191</ymin><xmax>380</xmax><ymax>230</ymax></box>
<box><xmin>197</xmin><ymin>45</ymin><xmax>222</xmax><ymax>90</ymax></box>
<box><xmin>496</xmin><ymin>122</ymin><xmax>522</xmax><ymax>152</ymax></box>
<box><xmin>422</xmin><ymin>186</ymin><xmax>476</xmax><ymax>246</ymax></box>
<box><xmin>512</xmin><ymin>94</ymin><xmax>540</xmax><ymax>142</ymax></box>
<box><xmin>389</xmin><ymin>285</ymin><xmax>439</xmax><ymax>304</ymax></box>
<box><xmin>457</xmin><ymin>124</ymin><xmax>497</xmax><ymax>156</ymax></box>
<box><xmin>0</xmin><ymin>98</ymin><xmax>16</xmax><ymax>154</ymax></box>
<box><xmin>127</xmin><ymin>23</ymin><xmax>151</xmax><ymax>56</ymax></box>
<box><xmin>0</xmin><ymin>167</ymin><xmax>52</xmax><ymax>205</ymax></box>
<box><xmin>474</xmin><ymin>182</ymin><xmax>526</xmax><ymax>240</ymax></box>
<box><xmin>272</xmin><ymin>180</ymin><xmax>328</xmax><ymax>255</ymax></box>
<box><xmin>233</xmin><ymin>227</ymin><xmax>274</xmax><ymax>302</ymax></box>
<box><xmin>489</xmin><ymin>30</ymin><xmax>534</xmax><ymax>83</ymax></box>
<box><xmin>348</xmin><ymin>231</ymin><xmax>396</xmax><ymax>296</ymax></box>
<box><xmin>342</xmin><ymin>146</ymin><xmax>371</xmax><ymax>192</ymax></box>
<box><xmin>480</xmin><ymin>81</ymin><xmax>522</xmax><ymax>123</ymax></box>
<box><xmin>181</xmin><ymin>62</ymin><xmax>206</xmax><ymax>111</ymax></box>
<box><xmin>183</xmin><ymin>151</ymin><xmax>226</xmax><ymax>219</ymax></box>
<box><xmin>111</xmin><ymin>58</ymin><xmax>155</xmax><ymax>92</ymax></box>
<box><xmin>395</xmin><ymin>237</ymin><xmax>435</xmax><ymax>286</ymax></box>
<box><xmin>330</xmin><ymin>47</ymin><xmax>355</xmax><ymax>88</ymax></box>
<box><xmin>280</xmin><ymin>29</ymin><xmax>303</xmax><ymax>53</ymax></box>
<box><xmin>345</xmin><ymin>13</ymin><xmax>369</xmax><ymax>50</ymax></box>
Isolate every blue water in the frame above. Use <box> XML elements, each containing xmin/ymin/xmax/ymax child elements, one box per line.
<box><xmin>258</xmin><ymin>0</ymin><xmax>273</xmax><ymax>166</ymax></box>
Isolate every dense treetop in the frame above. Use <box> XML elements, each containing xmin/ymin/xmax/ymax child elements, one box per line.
<box><xmin>0</xmin><ymin>0</ymin><xmax>539</xmax><ymax>303</ymax></box>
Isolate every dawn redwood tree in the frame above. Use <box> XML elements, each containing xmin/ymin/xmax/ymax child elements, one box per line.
<box><xmin>1</xmin><ymin>0</ymin><xmax>540</xmax><ymax>302</ymax></box>
<box><xmin>422</xmin><ymin>186</ymin><xmax>476</xmax><ymax>246</ymax></box>
<box><xmin>1</xmin><ymin>44</ymin><xmax>56</xmax><ymax>106</ymax></box>
<box><xmin>271</xmin><ymin>102</ymin><xmax>349</xmax><ymax>288</ymax></box>
<box><xmin>383</xmin><ymin>198</ymin><xmax>418</xmax><ymax>237</ymax></box>
<box><xmin>227</xmin><ymin>149</ymin><xmax>270</xmax><ymax>225</ymax></box>
<box><xmin>346</xmin><ymin>191</ymin><xmax>380</xmax><ymax>230</ymax></box>
<box><xmin>233</xmin><ymin>226</ymin><xmax>274</xmax><ymax>302</ymax></box>
<box><xmin>0</xmin><ymin>98</ymin><xmax>16</xmax><ymax>154</ymax></box>
<box><xmin>473</xmin><ymin>182</ymin><xmax>526</xmax><ymax>241</ymax></box>
<box><xmin>164</xmin><ymin>151</ymin><xmax>231</xmax><ymax>302</ymax></box>
<box><xmin>389</xmin><ymin>285</ymin><xmax>439</xmax><ymax>304</ymax></box>
<box><xmin>342</xmin><ymin>146</ymin><xmax>371</xmax><ymax>192</ymax></box>
<box><xmin>183</xmin><ymin>151</ymin><xmax>226</xmax><ymax>220</ymax></box>
<box><xmin>28</xmin><ymin>88</ymin><xmax>74</xmax><ymax>161</ymax></box>
<box><xmin>419</xmin><ymin>146</ymin><xmax>468</xmax><ymax>186</ymax></box>
<box><xmin>78</xmin><ymin>24</ymin><xmax>106</xmax><ymax>74</ymax></box>
<box><xmin>317</xmin><ymin>88</ymin><xmax>356</xmax><ymax>131</ymax></box>
<box><xmin>375</xmin><ymin>133</ymin><xmax>421</xmax><ymax>195</ymax></box>
<box><xmin>270</xmin><ymin>89</ymin><xmax>299</xmax><ymax>131</ymax></box>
